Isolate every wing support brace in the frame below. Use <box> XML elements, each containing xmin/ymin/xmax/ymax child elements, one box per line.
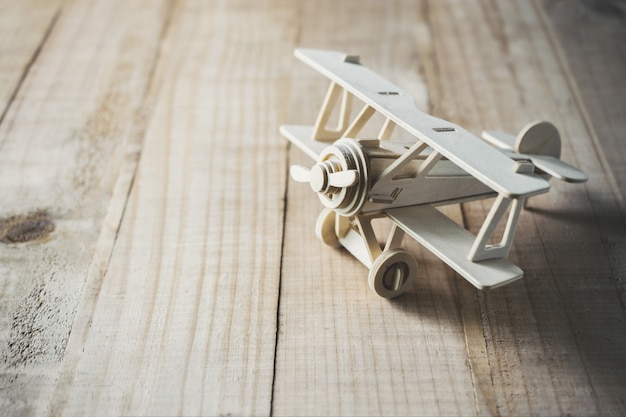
<box><xmin>468</xmin><ymin>194</ymin><xmax>525</xmax><ymax>262</ymax></box>
<box><xmin>467</xmin><ymin>160</ymin><xmax>534</xmax><ymax>262</ymax></box>
<box><xmin>373</xmin><ymin>140</ymin><xmax>441</xmax><ymax>184</ymax></box>
<box><xmin>312</xmin><ymin>81</ymin><xmax>354</xmax><ymax>141</ymax></box>
<box><xmin>312</xmin><ymin>79</ymin><xmax>396</xmax><ymax>143</ymax></box>
<box><xmin>335</xmin><ymin>214</ymin><xmax>405</xmax><ymax>269</ymax></box>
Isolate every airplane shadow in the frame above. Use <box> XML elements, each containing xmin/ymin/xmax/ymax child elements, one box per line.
<box><xmin>384</xmin><ymin>208</ymin><xmax>626</xmax><ymax>411</ymax></box>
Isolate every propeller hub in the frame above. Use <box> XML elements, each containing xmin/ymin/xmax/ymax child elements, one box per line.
<box><xmin>309</xmin><ymin>161</ymin><xmax>343</xmax><ymax>193</ymax></box>
<box><xmin>309</xmin><ymin>164</ymin><xmax>327</xmax><ymax>193</ymax></box>
<box><xmin>290</xmin><ymin>139</ymin><xmax>370</xmax><ymax>216</ymax></box>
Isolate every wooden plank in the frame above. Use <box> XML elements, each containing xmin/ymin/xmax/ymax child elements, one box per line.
<box><xmin>1</xmin><ymin>0</ymin><xmax>623</xmax><ymax>415</ymax></box>
<box><xmin>0</xmin><ymin>0</ymin><xmax>61</xmax><ymax>121</ymax></box>
<box><xmin>274</xmin><ymin>1</ymin><xmax>482</xmax><ymax>415</ymax></box>
<box><xmin>424</xmin><ymin>0</ymin><xmax>626</xmax><ymax>414</ymax></box>
<box><xmin>0</xmin><ymin>0</ymin><xmax>171</xmax><ymax>415</ymax></box>
<box><xmin>540</xmin><ymin>0</ymin><xmax>626</xmax><ymax>202</ymax></box>
<box><xmin>47</xmin><ymin>1</ymin><xmax>295</xmax><ymax>415</ymax></box>
<box><xmin>276</xmin><ymin>0</ymin><xmax>626</xmax><ymax>416</ymax></box>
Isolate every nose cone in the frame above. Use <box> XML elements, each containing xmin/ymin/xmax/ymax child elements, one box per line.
<box><xmin>309</xmin><ymin>164</ymin><xmax>328</xmax><ymax>193</ymax></box>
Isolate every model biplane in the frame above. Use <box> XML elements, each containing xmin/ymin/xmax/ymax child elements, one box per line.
<box><xmin>281</xmin><ymin>49</ymin><xmax>587</xmax><ymax>298</ymax></box>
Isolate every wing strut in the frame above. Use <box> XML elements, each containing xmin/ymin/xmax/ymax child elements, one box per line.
<box><xmin>312</xmin><ymin>82</ymin><xmax>353</xmax><ymax>141</ymax></box>
<box><xmin>378</xmin><ymin>118</ymin><xmax>396</xmax><ymax>141</ymax></box>
<box><xmin>370</xmin><ymin>139</ymin><xmax>443</xmax><ymax>199</ymax></box>
<box><xmin>468</xmin><ymin>194</ymin><xmax>525</xmax><ymax>261</ymax></box>
<box><xmin>342</xmin><ymin>103</ymin><xmax>376</xmax><ymax>139</ymax></box>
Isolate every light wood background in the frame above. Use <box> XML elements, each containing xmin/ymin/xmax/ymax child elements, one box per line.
<box><xmin>1</xmin><ymin>0</ymin><xmax>625</xmax><ymax>416</ymax></box>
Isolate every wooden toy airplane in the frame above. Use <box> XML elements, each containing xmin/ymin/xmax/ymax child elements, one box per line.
<box><xmin>281</xmin><ymin>49</ymin><xmax>588</xmax><ymax>298</ymax></box>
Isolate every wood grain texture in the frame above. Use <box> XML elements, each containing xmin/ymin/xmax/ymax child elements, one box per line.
<box><xmin>541</xmin><ymin>0</ymin><xmax>626</xmax><ymax>201</ymax></box>
<box><xmin>0</xmin><ymin>0</ymin><xmax>623</xmax><ymax>416</ymax></box>
<box><xmin>275</xmin><ymin>0</ymin><xmax>626</xmax><ymax>415</ymax></box>
<box><xmin>425</xmin><ymin>0</ymin><xmax>626</xmax><ymax>414</ymax></box>
<box><xmin>48</xmin><ymin>1</ymin><xmax>295</xmax><ymax>415</ymax></box>
<box><xmin>0</xmin><ymin>0</ymin><xmax>61</xmax><ymax>122</ymax></box>
<box><xmin>0</xmin><ymin>0</ymin><xmax>170</xmax><ymax>415</ymax></box>
<box><xmin>274</xmin><ymin>1</ymin><xmax>485</xmax><ymax>415</ymax></box>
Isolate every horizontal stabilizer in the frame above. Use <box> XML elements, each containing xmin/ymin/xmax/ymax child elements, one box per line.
<box><xmin>483</xmin><ymin>127</ymin><xmax>588</xmax><ymax>183</ymax></box>
<box><xmin>529</xmin><ymin>155</ymin><xmax>588</xmax><ymax>183</ymax></box>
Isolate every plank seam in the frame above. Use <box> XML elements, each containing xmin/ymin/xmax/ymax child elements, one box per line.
<box><xmin>531</xmin><ymin>5</ymin><xmax>626</xmax><ymax>411</ymax></box>
<box><xmin>458</xmin><ymin>202</ymin><xmax>500</xmax><ymax>415</ymax></box>
<box><xmin>46</xmin><ymin>2</ymin><xmax>179</xmax><ymax>414</ymax></box>
<box><xmin>269</xmin><ymin>142</ymin><xmax>291</xmax><ymax>417</ymax></box>
<box><xmin>532</xmin><ymin>0</ymin><xmax>626</xmax><ymax>215</ymax></box>
<box><xmin>0</xmin><ymin>9</ymin><xmax>60</xmax><ymax>128</ymax></box>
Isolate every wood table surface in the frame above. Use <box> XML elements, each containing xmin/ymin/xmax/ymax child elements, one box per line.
<box><xmin>1</xmin><ymin>0</ymin><xmax>625</xmax><ymax>416</ymax></box>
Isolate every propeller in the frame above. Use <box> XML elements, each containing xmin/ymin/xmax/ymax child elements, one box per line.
<box><xmin>290</xmin><ymin>163</ymin><xmax>358</xmax><ymax>193</ymax></box>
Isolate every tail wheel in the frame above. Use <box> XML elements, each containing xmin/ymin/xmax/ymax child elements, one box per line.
<box><xmin>315</xmin><ymin>208</ymin><xmax>341</xmax><ymax>248</ymax></box>
<box><xmin>368</xmin><ymin>249</ymin><xmax>417</xmax><ymax>299</ymax></box>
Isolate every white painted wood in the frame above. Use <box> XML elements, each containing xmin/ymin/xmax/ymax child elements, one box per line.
<box><xmin>283</xmin><ymin>118</ymin><xmax>524</xmax><ymax>290</ymax></box>
<box><xmin>314</xmin><ymin>208</ymin><xmax>341</xmax><ymax>248</ymax></box>
<box><xmin>45</xmin><ymin>2</ymin><xmax>296</xmax><ymax>415</ymax></box>
<box><xmin>515</xmin><ymin>120</ymin><xmax>561</xmax><ymax>157</ymax></box>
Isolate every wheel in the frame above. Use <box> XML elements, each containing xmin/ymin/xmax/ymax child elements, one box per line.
<box><xmin>315</xmin><ymin>208</ymin><xmax>341</xmax><ymax>248</ymax></box>
<box><xmin>368</xmin><ymin>249</ymin><xmax>417</xmax><ymax>298</ymax></box>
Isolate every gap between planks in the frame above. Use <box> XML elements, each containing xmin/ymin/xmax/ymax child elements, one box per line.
<box><xmin>0</xmin><ymin>4</ymin><xmax>60</xmax><ymax>126</ymax></box>
<box><xmin>532</xmin><ymin>0</ymin><xmax>625</xmax><ymax>213</ymax></box>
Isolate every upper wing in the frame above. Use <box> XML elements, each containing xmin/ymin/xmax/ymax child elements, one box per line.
<box><xmin>295</xmin><ymin>48</ymin><xmax>550</xmax><ymax>198</ymax></box>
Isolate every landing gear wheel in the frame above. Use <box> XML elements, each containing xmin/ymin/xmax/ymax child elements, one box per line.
<box><xmin>368</xmin><ymin>249</ymin><xmax>417</xmax><ymax>299</ymax></box>
<box><xmin>315</xmin><ymin>208</ymin><xmax>341</xmax><ymax>248</ymax></box>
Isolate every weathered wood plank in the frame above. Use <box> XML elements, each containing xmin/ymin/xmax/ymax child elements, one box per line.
<box><xmin>0</xmin><ymin>0</ymin><xmax>61</xmax><ymax>122</ymax></box>
<box><xmin>424</xmin><ymin>0</ymin><xmax>626</xmax><ymax>414</ymax></box>
<box><xmin>48</xmin><ymin>1</ymin><xmax>295</xmax><ymax>415</ymax></box>
<box><xmin>275</xmin><ymin>0</ymin><xmax>625</xmax><ymax>415</ymax></box>
<box><xmin>541</xmin><ymin>0</ymin><xmax>626</xmax><ymax>201</ymax></box>
<box><xmin>1</xmin><ymin>0</ymin><xmax>624</xmax><ymax>415</ymax></box>
<box><xmin>0</xmin><ymin>0</ymin><xmax>170</xmax><ymax>415</ymax></box>
<box><xmin>274</xmin><ymin>2</ymin><xmax>482</xmax><ymax>415</ymax></box>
